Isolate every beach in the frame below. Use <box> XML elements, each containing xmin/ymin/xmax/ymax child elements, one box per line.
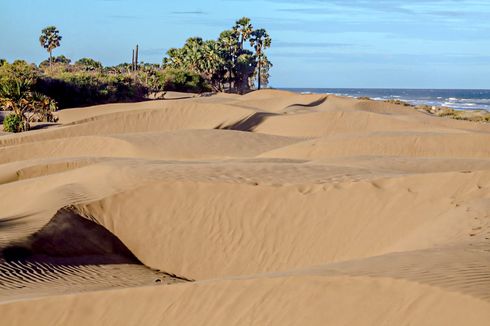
<box><xmin>1</xmin><ymin>89</ymin><xmax>490</xmax><ymax>325</ymax></box>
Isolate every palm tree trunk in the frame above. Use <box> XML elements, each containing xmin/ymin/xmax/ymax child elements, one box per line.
<box><xmin>49</xmin><ymin>50</ymin><xmax>52</xmax><ymax>69</ymax></box>
<box><xmin>228</xmin><ymin>67</ymin><xmax>232</xmax><ymax>93</ymax></box>
<box><xmin>257</xmin><ymin>54</ymin><xmax>261</xmax><ymax>90</ymax></box>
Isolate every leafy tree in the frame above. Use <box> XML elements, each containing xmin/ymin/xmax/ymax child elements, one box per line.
<box><xmin>39</xmin><ymin>26</ymin><xmax>62</xmax><ymax>68</ymax></box>
<box><xmin>75</xmin><ymin>57</ymin><xmax>103</xmax><ymax>71</ymax></box>
<box><xmin>250</xmin><ymin>29</ymin><xmax>272</xmax><ymax>90</ymax></box>
<box><xmin>40</xmin><ymin>55</ymin><xmax>71</xmax><ymax>68</ymax></box>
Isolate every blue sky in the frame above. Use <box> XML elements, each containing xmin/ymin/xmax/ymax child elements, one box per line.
<box><xmin>1</xmin><ymin>0</ymin><xmax>490</xmax><ymax>88</ymax></box>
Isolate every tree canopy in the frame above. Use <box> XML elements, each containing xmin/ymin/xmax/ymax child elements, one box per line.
<box><xmin>40</xmin><ymin>55</ymin><xmax>71</xmax><ymax>67</ymax></box>
<box><xmin>75</xmin><ymin>58</ymin><xmax>103</xmax><ymax>71</ymax></box>
<box><xmin>163</xmin><ymin>17</ymin><xmax>272</xmax><ymax>93</ymax></box>
<box><xmin>39</xmin><ymin>26</ymin><xmax>62</xmax><ymax>67</ymax></box>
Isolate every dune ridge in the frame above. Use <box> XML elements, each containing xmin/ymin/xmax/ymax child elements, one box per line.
<box><xmin>0</xmin><ymin>90</ymin><xmax>489</xmax><ymax>325</ymax></box>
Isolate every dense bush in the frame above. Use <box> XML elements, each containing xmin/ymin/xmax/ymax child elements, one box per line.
<box><xmin>0</xmin><ymin>61</ymin><xmax>58</xmax><ymax>131</ymax></box>
<box><xmin>36</xmin><ymin>71</ymin><xmax>148</xmax><ymax>108</ymax></box>
<box><xmin>40</xmin><ymin>55</ymin><xmax>71</xmax><ymax>68</ymax></box>
<box><xmin>0</xmin><ymin>60</ymin><xmax>38</xmax><ymax>84</ymax></box>
<box><xmin>153</xmin><ymin>68</ymin><xmax>211</xmax><ymax>93</ymax></box>
<box><xmin>75</xmin><ymin>58</ymin><xmax>103</xmax><ymax>71</ymax></box>
<box><xmin>3</xmin><ymin>113</ymin><xmax>23</xmax><ymax>132</ymax></box>
<box><xmin>1</xmin><ymin>58</ymin><xmax>210</xmax><ymax>117</ymax></box>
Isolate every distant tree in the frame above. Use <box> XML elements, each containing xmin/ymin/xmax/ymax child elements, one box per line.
<box><xmin>54</xmin><ymin>55</ymin><xmax>70</xmax><ymax>64</ymax></box>
<box><xmin>182</xmin><ymin>37</ymin><xmax>205</xmax><ymax>71</ymax></box>
<box><xmin>40</xmin><ymin>55</ymin><xmax>71</xmax><ymax>68</ymax></box>
<box><xmin>162</xmin><ymin>17</ymin><xmax>272</xmax><ymax>93</ymax></box>
<box><xmin>254</xmin><ymin>54</ymin><xmax>272</xmax><ymax>88</ymax></box>
<box><xmin>234</xmin><ymin>51</ymin><xmax>256</xmax><ymax>93</ymax></box>
<box><xmin>232</xmin><ymin>17</ymin><xmax>260</xmax><ymax>93</ymax></box>
<box><xmin>39</xmin><ymin>26</ymin><xmax>62</xmax><ymax>68</ymax></box>
<box><xmin>250</xmin><ymin>29</ymin><xmax>272</xmax><ymax>90</ymax></box>
<box><xmin>163</xmin><ymin>48</ymin><xmax>185</xmax><ymax>68</ymax></box>
<box><xmin>218</xmin><ymin>30</ymin><xmax>239</xmax><ymax>91</ymax></box>
<box><xmin>203</xmin><ymin>40</ymin><xmax>225</xmax><ymax>85</ymax></box>
<box><xmin>75</xmin><ymin>57</ymin><xmax>103</xmax><ymax>71</ymax></box>
<box><xmin>233</xmin><ymin>17</ymin><xmax>253</xmax><ymax>51</ymax></box>
<box><xmin>0</xmin><ymin>59</ymin><xmax>6</xmax><ymax>66</ymax></box>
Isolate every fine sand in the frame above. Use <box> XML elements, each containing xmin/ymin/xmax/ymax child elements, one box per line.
<box><xmin>1</xmin><ymin>90</ymin><xmax>489</xmax><ymax>325</ymax></box>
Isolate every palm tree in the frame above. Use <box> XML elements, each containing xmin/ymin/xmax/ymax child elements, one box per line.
<box><xmin>39</xmin><ymin>26</ymin><xmax>62</xmax><ymax>69</ymax></box>
<box><xmin>160</xmin><ymin>17</ymin><xmax>272</xmax><ymax>93</ymax></box>
<box><xmin>250</xmin><ymin>29</ymin><xmax>271</xmax><ymax>90</ymax></box>
<box><xmin>164</xmin><ymin>48</ymin><xmax>185</xmax><ymax>68</ymax></box>
<box><xmin>255</xmin><ymin>54</ymin><xmax>272</xmax><ymax>89</ymax></box>
<box><xmin>233</xmin><ymin>17</ymin><xmax>253</xmax><ymax>51</ymax></box>
<box><xmin>183</xmin><ymin>37</ymin><xmax>205</xmax><ymax>71</ymax></box>
<box><xmin>201</xmin><ymin>40</ymin><xmax>225</xmax><ymax>91</ymax></box>
<box><xmin>218</xmin><ymin>30</ymin><xmax>239</xmax><ymax>92</ymax></box>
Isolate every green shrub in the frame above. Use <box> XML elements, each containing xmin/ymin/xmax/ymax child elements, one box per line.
<box><xmin>384</xmin><ymin>99</ymin><xmax>413</xmax><ymax>107</ymax></box>
<box><xmin>35</xmin><ymin>71</ymin><xmax>148</xmax><ymax>108</ymax></box>
<box><xmin>155</xmin><ymin>68</ymin><xmax>211</xmax><ymax>93</ymax></box>
<box><xmin>1</xmin><ymin>59</ymin><xmax>209</xmax><ymax>114</ymax></box>
<box><xmin>39</xmin><ymin>55</ymin><xmax>71</xmax><ymax>68</ymax></box>
<box><xmin>3</xmin><ymin>113</ymin><xmax>23</xmax><ymax>132</ymax></box>
<box><xmin>75</xmin><ymin>58</ymin><xmax>103</xmax><ymax>71</ymax></box>
<box><xmin>0</xmin><ymin>60</ymin><xmax>38</xmax><ymax>87</ymax></box>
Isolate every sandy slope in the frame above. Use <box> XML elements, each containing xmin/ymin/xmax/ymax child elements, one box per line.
<box><xmin>0</xmin><ymin>90</ymin><xmax>489</xmax><ymax>325</ymax></box>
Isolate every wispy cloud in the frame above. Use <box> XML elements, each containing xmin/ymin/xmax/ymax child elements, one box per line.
<box><xmin>270</xmin><ymin>0</ymin><xmax>490</xmax><ymax>19</ymax></box>
<box><xmin>171</xmin><ymin>10</ymin><xmax>206</xmax><ymax>15</ymax></box>
<box><xmin>274</xmin><ymin>41</ymin><xmax>352</xmax><ymax>48</ymax></box>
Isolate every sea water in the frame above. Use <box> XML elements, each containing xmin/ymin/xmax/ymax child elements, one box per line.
<box><xmin>282</xmin><ymin>88</ymin><xmax>490</xmax><ymax>111</ymax></box>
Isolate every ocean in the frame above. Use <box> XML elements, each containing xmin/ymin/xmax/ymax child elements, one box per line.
<box><xmin>281</xmin><ymin>88</ymin><xmax>490</xmax><ymax>111</ymax></box>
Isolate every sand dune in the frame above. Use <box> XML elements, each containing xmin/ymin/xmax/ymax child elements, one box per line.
<box><xmin>0</xmin><ymin>130</ymin><xmax>299</xmax><ymax>163</ymax></box>
<box><xmin>1</xmin><ymin>91</ymin><xmax>489</xmax><ymax>325</ymax></box>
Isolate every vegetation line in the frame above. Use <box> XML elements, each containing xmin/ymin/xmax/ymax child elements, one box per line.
<box><xmin>0</xmin><ymin>17</ymin><xmax>272</xmax><ymax>132</ymax></box>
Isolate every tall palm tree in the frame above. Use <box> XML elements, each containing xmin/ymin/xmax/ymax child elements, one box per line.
<box><xmin>255</xmin><ymin>54</ymin><xmax>272</xmax><ymax>89</ymax></box>
<box><xmin>233</xmin><ymin>17</ymin><xmax>253</xmax><ymax>51</ymax></box>
<box><xmin>164</xmin><ymin>48</ymin><xmax>185</xmax><ymax>68</ymax></box>
<box><xmin>250</xmin><ymin>29</ymin><xmax>271</xmax><ymax>90</ymax></box>
<box><xmin>183</xmin><ymin>37</ymin><xmax>205</xmax><ymax>71</ymax></box>
<box><xmin>201</xmin><ymin>40</ymin><xmax>225</xmax><ymax>90</ymax></box>
<box><xmin>39</xmin><ymin>26</ymin><xmax>62</xmax><ymax>69</ymax></box>
<box><xmin>218</xmin><ymin>30</ymin><xmax>239</xmax><ymax>92</ymax></box>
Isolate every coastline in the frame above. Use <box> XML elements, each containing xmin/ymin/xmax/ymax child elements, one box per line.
<box><xmin>281</xmin><ymin>88</ymin><xmax>490</xmax><ymax>112</ymax></box>
<box><xmin>279</xmin><ymin>88</ymin><xmax>490</xmax><ymax>123</ymax></box>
